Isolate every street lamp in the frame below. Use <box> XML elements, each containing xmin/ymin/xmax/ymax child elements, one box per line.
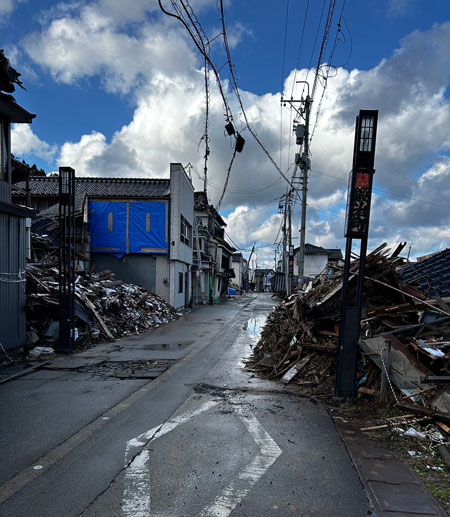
<box><xmin>336</xmin><ymin>110</ymin><xmax>379</xmax><ymax>398</ymax></box>
<box><xmin>58</xmin><ymin>166</ymin><xmax>75</xmax><ymax>353</ymax></box>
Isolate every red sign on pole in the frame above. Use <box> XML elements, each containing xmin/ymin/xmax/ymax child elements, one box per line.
<box><xmin>355</xmin><ymin>172</ymin><xmax>370</xmax><ymax>188</ymax></box>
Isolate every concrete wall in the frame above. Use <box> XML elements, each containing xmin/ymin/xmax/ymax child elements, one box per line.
<box><xmin>169</xmin><ymin>260</ymin><xmax>190</xmax><ymax>309</ymax></box>
<box><xmin>169</xmin><ymin>164</ymin><xmax>194</xmax><ymax>308</ymax></box>
<box><xmin>303</xmin><ymin>254</ymin><xmax>328</xmax><ymax>277</ymax></box>
<box><xmin>169</xmin><ymin>163</ymin><xmax>194</xmax><ymax>264</ymax></box>
<box><xmin>155</xmin><ymin>255</ymin><xmax>170</xmax><ymax>301</ymax></box>
<box><xmin>232</xmin><ymin>260</ymin><xmax>243</xmax><ymax>287</ymax></box>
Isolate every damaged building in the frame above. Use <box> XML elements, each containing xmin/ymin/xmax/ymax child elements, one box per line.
<box><xmin>13</xmin><ymin>163</ymin><xmax>194</xmax><ymax>310</ymax></box>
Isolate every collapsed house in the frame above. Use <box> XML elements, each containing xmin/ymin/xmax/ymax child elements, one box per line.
<box><xmin>247</xmin><ymin>243</ymin><xmax>450</xmax><ymax>426</ymax></box>
<box><xmin>26</xmin><ymin>233</ymin><xmax>179</xmax><ymax>350</ymax></box>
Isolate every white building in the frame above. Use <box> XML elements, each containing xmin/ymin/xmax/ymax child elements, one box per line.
<box><xmin>168</xmin><ymin>163</ymin><xmax>194</xmax><ymax>309</ymax></box>
<box><xmin>294</xmin><ymin>243</ymin><xmax>343</xmax><ymax>280</ymax></box>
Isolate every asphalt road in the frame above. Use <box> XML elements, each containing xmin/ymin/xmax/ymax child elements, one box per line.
<box><xmin>0</xmin><ymin>294</ymin><xmax>371</xmax><ymax>516</ymax></box>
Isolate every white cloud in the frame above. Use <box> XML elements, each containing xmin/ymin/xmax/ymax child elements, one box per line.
<box><xmin>0</xmin><ymin>0</ymin><xmax>25</xmax><ymax>16</ymax></box>
<box><xmin>58</xmin><ymin>132</ymin><xmax>107</xmax><ymax>174</ymax></box>
<box><xmin>11</xmin><ymin>124</ymin><xmax>56</xmax><ymax>160</ymax></box>
<box><xmin>22</xmin><ymin>3</ymin><xmax>197</xmax><ymax>94</ymax></box>
<box><xmin>16</xmin><ymin>5</ymin><xmax>450</xmax><ymax>258</ymax></box>
<box><xmin>386</xmin><ymin>0</ymin><xmax>415</xmax><ymax>19</ymax></box>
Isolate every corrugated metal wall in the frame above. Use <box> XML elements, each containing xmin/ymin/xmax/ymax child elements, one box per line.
<box><xmin>90</xmin><ymin>254</ymin><xmax>157</xmax><ymax>293</ymax></box>
<box><xmin>0</xmin><ymin>211</ymin><xmax>26</xmax><ymax>351</ymax></box>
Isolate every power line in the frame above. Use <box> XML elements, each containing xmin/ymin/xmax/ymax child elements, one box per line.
<box><xmin>189</xmin><ymin>162</ymin><xmax>283</xmax><ymax>195</ymax></box>
<box><xmin>290</xmin><ymin>0</ymin><xmax>310</xmax><ymax>98</ymax></box>
<box><xmin>306</xmin><ymin>198</ymin><xmax>450</xmax><ymax>243</ymax></box>
<box><xmin>219</xmin><ymin>0</ymin><xmax>294</xmax><ymax>190</ymax></box>
<box><xmin>299</xmin><ymin>0</ymin><xmax>327</xmax><ymax>101</ymax></box>
<box><xmin>217</xmin><ymin>146</ymin><xmax>237</xmax><ymax>210</ymax></box>
<box><xmin>310</xmin><ymin>0</ymin><xmax>346</xmax><ymax>140</ymax></box>
<box><xmin>225</xmin><ymin>197</ymin><xmax>281</xmax><ymax>222</ymax></box>
<box><xmin>311</xmin><ymin>168</ymin><xmax>450</xmax><ymax>210</ymax></box>
<box><xmin>158</xmin><ymin>0</ymin><xmax>233</xmax><ymax>124</ymax></box>
<box><xmin>311</xmin><ymin>0</ymin><xmax>337</xmax><ymax>101</ymax></box>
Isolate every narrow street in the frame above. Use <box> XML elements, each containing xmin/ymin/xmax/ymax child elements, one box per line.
<box><xmin>0</xmin><ymin>294</ymin><xmax>369</xmax><ymax>516</ymax></box>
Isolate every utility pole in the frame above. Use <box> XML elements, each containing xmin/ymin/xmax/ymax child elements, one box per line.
<box><xmin>297</xmin><ymin>94</ymin><xmax>311</xmax><ymax>286</ymax></box>
<box><xmin>281</xmin><ymin>81</ymin><xmax>311</xmax><ymax>290</ymax></box>
<box><xmin>278</xmin><ymin>194</ymin><xmax>289</xmax><ymax>296</ymax></box>
<box><xmin>287</xmin><ymin>195</ymin><xmax>293</xmax><ymax>295</ymax></box>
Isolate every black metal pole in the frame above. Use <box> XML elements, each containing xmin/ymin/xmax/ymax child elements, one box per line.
<box><xmin>58</xmin><ymin>166</ymin><xmax>75</xmax><ymax>353</ymax></box>
<box><xmin>336</xmin><ymin>110</ymin><xmax>378</xmax><ymax>397</ymax></box>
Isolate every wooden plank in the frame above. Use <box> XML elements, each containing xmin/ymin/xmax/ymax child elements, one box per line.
<box><xmin>435</xmin><ymin>421</ymin><xmax>450</xmax><ymax>436</ymax></box>
<box><xmin>0</xmin><ymin>361</ymin><xmax>50</xmax><ymax>385</ymax></box>
<box><xmin>78</xmin><ymin>294</ymin><xmax>115</xmax><ymax>340</ymax></box>
<box><xmin>281</xmin><ymin>356</ymin><xmax>311</xmax><ymax>384</ymax></box>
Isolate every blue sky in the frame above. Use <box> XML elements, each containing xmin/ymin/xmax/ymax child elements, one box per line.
<box><xmin>3</xmin><ymin>0</ymin><xmax>450</xmax><ymax>266</ymax></box>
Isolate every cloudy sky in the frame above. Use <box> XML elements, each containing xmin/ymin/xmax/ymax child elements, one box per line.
<box><xmin>4</xmin><ymin>0</ymin><xmax>450</xmax><ymax>266</ymax></box>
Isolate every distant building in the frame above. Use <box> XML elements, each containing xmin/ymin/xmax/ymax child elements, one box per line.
<box><xmin>294</xmin><ymin>243</ymin><xmax>343</xmax><ymax>282</ymax></box>
<box><xmin>193</xmin><ymin>192</ymin><xmax>235</xmax><ymax>304</ymax></box>
<box><xmin>231</xmin><ymin>252</ymin><xmax>248</xmax><ymax>293</ymax></box>
<box><xmin>254</xmin><ymin>268</ymin><xmax>274</xmax><ymax>292</ymax></box>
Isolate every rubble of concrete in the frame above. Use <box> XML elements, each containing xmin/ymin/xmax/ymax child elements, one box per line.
<box><xmin>246</xmin><ymin>243</ymin><xmax>450</xmax><ymax>429</ymax></box>
<box><xmin>26</xmin><ymin>233</ymin><xmax>179</xmax><ymax>350</ymax></box>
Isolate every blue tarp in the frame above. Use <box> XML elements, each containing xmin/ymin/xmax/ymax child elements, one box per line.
<box><xmin>129</xmin><ymin>201</ymin><xmax>168</xmax><ymax>253</ymax></box>
<box><xmin>88</xmin><ymin>200</ymin><xmax>168</xmax><ymax>258</ymax></box>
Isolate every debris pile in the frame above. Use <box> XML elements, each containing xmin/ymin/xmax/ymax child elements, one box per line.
<box><xmin>246</xmin><ymin>243</ymin><xmax>450</xmax><ymax>419</ymax></box>
<box><xmin>26</xmin><ymin>233</ymin><xmax>179</xmax><ymax>349</ymax></box>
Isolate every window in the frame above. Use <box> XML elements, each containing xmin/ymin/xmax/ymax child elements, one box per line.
<box><xmin>180</xmin><ymin>215</ymin><xmax>192</xmax><ymax>246</ymax></box>
<box><xmin>178</xmin><ymin>272</ymin><xmax>183</xmax><ymax>293</ymax></box>
<box><xmin>359</xmin><ymin>115</ymin><xmax>374</xmax><ymax>152</ymax></box>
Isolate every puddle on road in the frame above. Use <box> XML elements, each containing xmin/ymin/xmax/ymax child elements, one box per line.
<box><xmin>242</xmin><ymin>314</ymin><xmax>267</xmax><ymax>340</ymax></box>
<box><xmin>239</xmin><ymin>315</ymin><xmax>268</xmax><ymax>369</ymax></box>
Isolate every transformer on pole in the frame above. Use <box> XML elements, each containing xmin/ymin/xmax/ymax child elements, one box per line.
<box><xmin>335</xmin><ymin>110</ymin><xmax>379</xmax><ymax>397</ymax></box>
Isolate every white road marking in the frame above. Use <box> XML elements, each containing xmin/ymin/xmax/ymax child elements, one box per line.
<box><xmin>198</xmin><ymin>406</ymin><xmax>282</xmax><ymax>517</ymax></box>
<box><xmin>121</xmin><ymin>449</ymin><xmax>150</xmax><ymax>517</ymax></box>
<box><xmin>122</xmin><ymin>399</ymin><xmax>219</xmax><ymax>517</ymax></box>
<box><xmin>121</xmin><ymin>398</ymin><xmax>282</xmax><ymax>517</ymax></box>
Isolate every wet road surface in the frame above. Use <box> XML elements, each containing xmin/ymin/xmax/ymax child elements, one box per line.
<box><xmin>0</xmin><ymin>294</ymin><xmax>370</xmax><ymax>516</ymax></box>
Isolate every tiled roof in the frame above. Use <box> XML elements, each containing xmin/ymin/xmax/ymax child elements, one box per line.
<box><xmin>294</xmin><ymin>243</ymin><xmax>343</xmax><ymax>259</ymax></box>
<box><xmin>13</xmin><ymin>176</ymin><xmax>171</xmax><ymax>198</ymax></box>
<box><xmin>37</xmin><ymin>192</ymin><xmax>86</xmax><ymax>218</ymax></box>
<box><xmin>294</xmin><ymin>243</ymin><xmax>327</xmax><ymax>255</ymax></box>
<box><xmin>326</xmin><ymin>248</ymin><xmax>343</xmax><ymax>260</ymax></box>
<box><xmin>400</xmin><ymin>248</ymin><xmax>450</xmax><ymax>298</ymax></box>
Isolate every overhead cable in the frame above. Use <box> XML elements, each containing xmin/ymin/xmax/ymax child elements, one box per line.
<box><xmin>219</xmin><ymin>0</ymin><xmax>294</xmax><ymax>190</ymax></box>
<box><xmin>158</xmin><ymin>0</ymin><xmax>233</xmax><ymax>123</ymax></box>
